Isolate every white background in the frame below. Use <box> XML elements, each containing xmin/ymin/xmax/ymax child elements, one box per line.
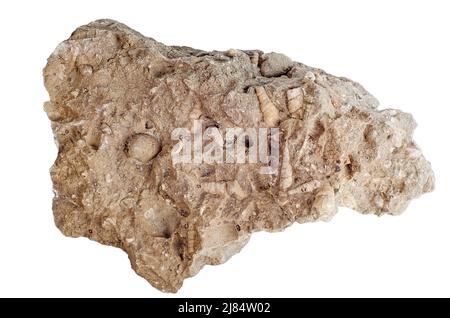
<box><xmin>0</xmin><ymin>0</ymin><xmax>449</xmax><ymax>297</ymax></box>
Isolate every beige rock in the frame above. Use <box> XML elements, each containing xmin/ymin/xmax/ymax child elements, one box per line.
<box><xmin>260</xmin><ymin>52</ymin><xmax>293</xmax><ymax>77</ymax></box>
<box><xmin>43</xmin><ymin>19</ymin><xmax>434</xmax><ymax>292</ymax></box>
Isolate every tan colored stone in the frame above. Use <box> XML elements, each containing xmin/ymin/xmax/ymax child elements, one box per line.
<box><xmin>44</xmin><ymin>19</ymin><xmax>434</xmax><ymax>292</ymax></box>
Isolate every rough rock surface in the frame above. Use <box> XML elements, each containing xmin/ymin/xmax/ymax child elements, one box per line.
<box><xmin>43</xmin><ymin>19</ymin><xmax>434</xmax><ymax>292</ymax></box>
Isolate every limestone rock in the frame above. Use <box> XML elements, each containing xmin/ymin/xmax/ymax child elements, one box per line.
<box><xmin>43</xmin><ymin>19</ymin><xmax>434</xmax><ymax>292</ymax></box>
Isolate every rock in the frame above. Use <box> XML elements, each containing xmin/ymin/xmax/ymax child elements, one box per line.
<box><xmin>260</xmin><ymin>52</ymin><xmax>293</xmax><ymax>77</ymax></box>
<box><xmin>43</xmin><ymin>19</ymin><xmax>434</xmax><ymax>292</ymax></box>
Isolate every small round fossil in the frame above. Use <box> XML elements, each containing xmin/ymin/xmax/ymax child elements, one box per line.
<box><xmin>127</xmin><ymin>133</ymin><xmax>160</xmax><ymax>163</ymax></box>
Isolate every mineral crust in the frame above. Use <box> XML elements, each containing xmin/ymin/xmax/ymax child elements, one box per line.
<box><xmin>43</xmin><ymin>19</ymin><xmax>434</xmax><ymax>292</ymax></box>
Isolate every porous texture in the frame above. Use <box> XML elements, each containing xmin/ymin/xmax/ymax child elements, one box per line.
<box><xmin>43</xmin><ymin>20</ymin><xmax>434</xmax><ymax>292</ymax></box>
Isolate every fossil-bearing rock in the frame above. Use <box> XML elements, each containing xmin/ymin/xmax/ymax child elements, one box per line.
<box><xmin>43</xmin><ymin>20</ymin><xmax>434</xmax><ymax>292</ymax></box>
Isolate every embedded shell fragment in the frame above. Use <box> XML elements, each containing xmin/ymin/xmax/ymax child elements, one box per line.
<box><xmin>44</xmin><ymin>19</ymin><xmax>434</xmax><ymax>292</ymax></box>
<box><xmin>126</xmin><ymin>134</ymin><xmax>160</xmax><ymax>163</ymax></box>
<box><xmin>255</xmin><ymin>86</ymin><xmax>280</xmax><ymax>127</ymax></box>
